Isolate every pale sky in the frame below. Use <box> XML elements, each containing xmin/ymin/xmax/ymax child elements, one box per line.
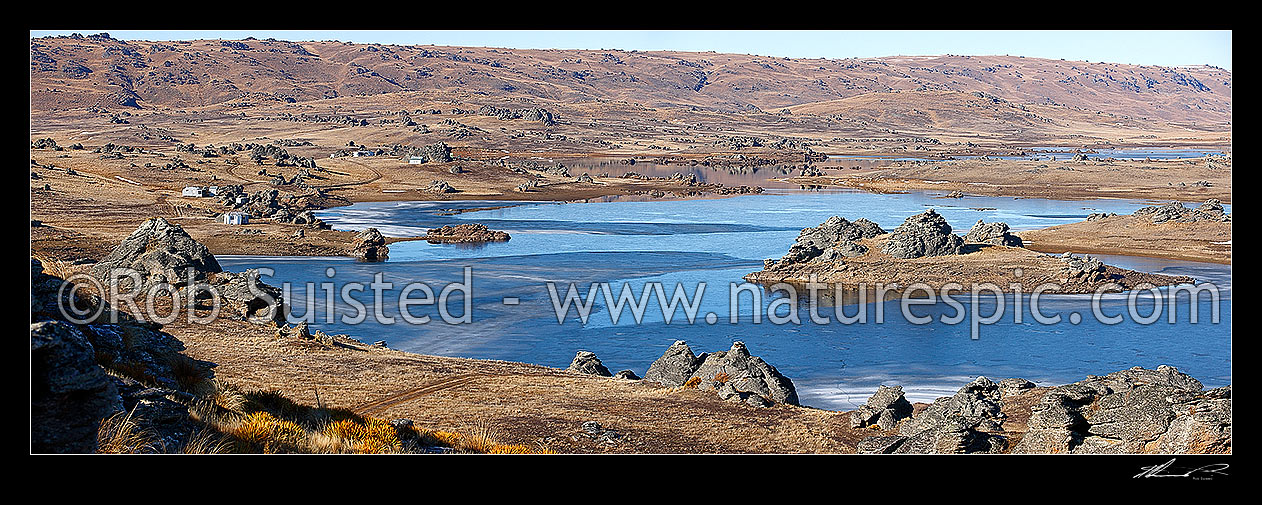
<box><xmin>29</xmin><ymin>30</ymin><xmax>1233</xmax><ymax>70</ymax></box>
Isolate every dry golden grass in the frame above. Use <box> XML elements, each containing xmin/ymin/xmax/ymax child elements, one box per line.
<box><xmin>97</xmin><ymin>409</ymin><xmax>161</xmax><ymax>454</ymax></box>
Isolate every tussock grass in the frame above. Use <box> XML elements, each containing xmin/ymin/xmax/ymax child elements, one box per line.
<box><xmin>97</xmin><ymin>409</ymin><xmax>161</xmax><ymax>454</ymax></box>
<box><xmin>142</xmin><ymin>380</ymin><xmax>556</xmax><ymax>454</ymax></box>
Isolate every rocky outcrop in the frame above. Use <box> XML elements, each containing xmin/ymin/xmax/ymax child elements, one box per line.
<box><xmin>613</xmin><ymin>370</ymin><xmax>640</xmax><ymax>380</ymax></box>
<box><xmin>1013</xmin><ymin>366</ymin><xmax>1230</xmax><ymax>454</ymax></box>
<box><xmin>964</xmin><ymin>219</ymin><xmax>1024</xmax><ymax>247</ymax></box>
<box><xmin>424</xmin><ymin>180</ymin><xmax>456</xmax><ymax>194</ymax></box>
<box><xmin>644</xmin><ymin>340</ymin><xmax>701</xmax><ymax>387</ymax></box>
<box><xmin>644</xmin><ymin>341</ymin><xmax>799</xmax><ymax>407</ymax></box>
<box><xmin>423</xmin><ymin>224</ymin><xmax>511</xmax><ymax>244</ymax></box>
<box><xmin>92</xmin><ymin>217</ymin><xmax>222</xmax><ymax>292</ymax></box>
<box><xmin>1133</xmin><ymin>199</ymin><xmax>1231</xmax><ymax>224</ymax></box>
<box><xmin>856</xmin><ymin>376</ymin><xmax>1008</xmax><ymax>454</ymax></box>
<box><xmin>566</xmin><ymin>351</ymin><xmax>612</xmax><ymax>377</ymax></box>
<box><xmin>850</xmin><ymin>385</ymin><xmax>914</xmax><ymax>430</ymax></box>
<box><xmin>348</xmin><ymin>228</ymin><xmax>389</xmax><ymax>262</ymax></box>
<box><xmin>773</xmin><ymin>215</ymin><xmax>885</xmax><ymax>267</ymax></box>
<box><xmin>881</xmin><ymin>209</ymin><xmax>964</xmax><ymax>259</ymax></box>
<box><xmin>1059</xmin><ymin>252</ymin><xmax>1106</xmax><ymax>282</ymax></box>
<box><xmin>31</xmin><ymin>321</ymin><xmax>122</xmax><ymax>453</ymax></box>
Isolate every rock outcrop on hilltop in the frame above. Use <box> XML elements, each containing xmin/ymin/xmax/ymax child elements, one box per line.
<box><xmin>963</xmin><ymin>219</ymin><xmax>1024</xmax><ymax>247</ymax></box>
<box><xmin>423</xmin><ymin>224</ymin><xmax>511</xmax><ymax>244</ymax></box>
<box><xmin>348</xmin><ymin>228</ymin><xmax>389</xmax><ymax>262</ymax></box>
<box><xmin>1014</xmin><ymin>366</ymin><xmax>1231</xmax><ymax>454</ymax></box>
<box><xmin>92</xmin><ymin>217</ymin><xmax>221</xmax><ymax>291</ymax></box>
<box><xmin>644</xmin><ymin>341</ymin><xmax>799</xmax><ymax>407</ymax></box>
<box><xmin>1134</xmin><ymin>198</ymin><xmax>1231</xmax><ymax>224</ymax></box>
<box><xmin>882</xmin><ymin>209</ymin><xmax>964</xmax><ymax>258</ymax></box>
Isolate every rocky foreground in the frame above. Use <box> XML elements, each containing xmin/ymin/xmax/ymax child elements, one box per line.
<box><xmin>746</xmin><ymin>209</ymin><xmax>1194</xmax><ymax>293</ymax></box>
<box><xmin>558</xmin><ymin>342</ymin><xmax>1230</xmax><ymax>454</ymax></box>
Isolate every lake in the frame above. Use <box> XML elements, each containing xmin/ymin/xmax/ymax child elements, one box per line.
<box><xmin>219</xmin><ymin>186</ymin><xmax>1230</xmax><ymax>410</ymax></box>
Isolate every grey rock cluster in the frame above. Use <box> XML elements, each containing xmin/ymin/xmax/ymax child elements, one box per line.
<box><xmin>644</xmin><ymin>340</ymin><xmax>799</xmax><ymax>407</ymax></box>
<box><xmin>963</xmin><ymin>219</ymin><xmax>1024</xmax><ymax>247</ymax></box>
<box><xmin>424</xmin><ymin>179</ymin><xmax>456</xmax><ymax>193</ymax></box>
<box><xmin>31</xmin><ymin>320</ymin><xmax>121</xmax><ymax>453</ymax></box>
<box><xmin>775</xmin><ymin>215</ymin><xmax>885</xmax><ymax>267</ymax></box>
<box><xmin>1133</xmin><ymin>199</ymin><xmax>1230</xmax><ymax>223</ymax></box>
<box><xmin>477</xmin><ymin>105</ymin><xmax>556</xmax><ymax>126</ymax></box>
<box><xmin>849</xmin><ymin>385</ymin><xmax>914</xmax><ymax>430</ymax></box>
<box><xmin>1014</xmin><ymin>366</ymin><xmax>1230</xmax><ymax>454</ymax></box>
<box><xmin>1085</xmin><ymin>212</ymin><xmax>1116</xmax><ymax>221</ymax></box>
<box><xmin>1059</xmin><ymin>252</ymin><xmax>1106</xmax><ymax>282</ymax></box>
<box><xmin>881</xmin><ymin>209</ymin><xmax>964</xmax><ymax>259</ymax></box>
<box><xmin>349</xmin><ymin>228</ymin><xmax>389</xmax><ymax>262</ymax></box>
<box><xmin>858</xmin><ymin>376</ymin><xmax>1008</xmax><ymax>454</ymax></box>
<box><xmin>217</xmin><ymin>186</ymin><xmax>331</xmax><ymax>228</ymax></box>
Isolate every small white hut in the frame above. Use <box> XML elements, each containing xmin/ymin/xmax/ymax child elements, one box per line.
<box><xmin>222</xmin><ymin>212</ymin><xmax>250</xmax><ymax>225</ymax></box>
<box><xmin>182</xmin><ymin>186</ymin><xmax>207</xmax><ymax>197</ymax></box>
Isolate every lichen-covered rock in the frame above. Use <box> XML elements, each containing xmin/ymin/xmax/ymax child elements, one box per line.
<box><xmin>881</xmin><ymin>209</ymin><xmax>964</xmax><ymax>258</ymax></box>
<box><xmin>899</xmin><ymin>376</ymin><xmax>1005</xmax><ymax>437</ymax></box>
<box><xmin>1013</xmin><ymin>365</ymin><xmax>1230</xmax><ymax>454</ymax></box>
<box><xmin>998</xmin><ymin>378</ymin><xmax>1036</xmax><ymax>398</ymax></box>
<box><xmin>1059</xmin><ymin>252</ymin><xmax>1106</xmax><ymax>282</ymax></box>
<box><xmin>423</xmin><ymin>224</ymin><xmax>510</xmax><ymax>244</ymax></box>
<box><xmin>566</xmin><ymin>351</ymin><xmax>612</xmax><ymax>377</ymax></box>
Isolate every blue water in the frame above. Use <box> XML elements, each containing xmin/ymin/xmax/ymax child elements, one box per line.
<box><xmin>218</xmin><ymin>189</ymin><xmax>1231</xmax><ymax>410</ymax></box>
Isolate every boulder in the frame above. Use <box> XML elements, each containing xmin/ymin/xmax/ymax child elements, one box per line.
<box><xmin>31</xmin><ymin>321</ymin><xmax>122</xmax><ymax>453</ymax></box>
<box><xmin>899</xmin><ymin>376</ymin><xmax>1005</xmax><ymax>438</ymax></box>
<box><xmin>644</xmin><ymin>340</ymin><xmax>701</xmax><ymax>387</ymax></box>
<box><xmin>613</xmin><ymin>370</ymin><xmax>640</xmax><ymax>380</ymax></box>
<box><xmin>892</xmin><ymin>416</ymin><xmax>1007</xmax><ymax>454</ymax></box>
<box><xmin>566</xmin><ymin>351</ymin><xmax>612</xmax><ymax>377</ymax></box>
<box><xmin>881</xmin><ymin>209</ymin><xmax>964</xmax><ymax>258</ymax></box>
<box><xmin>850</xmin><ymin>385</ymin><xmax>914</xmax><ymax>429</ymax></box>
<box><xmin>963</xmin><ymin>219</ymin><xmax>1024</xmax><ymax>247</ymax></box>
<box><xmin>348</xmin><ymin>228</ymin><xmax>389</xmax><ymax>262</ymax></box>
<box><xmin>92</xmin><ymin>218</ymin><xmax>222</xmax><ymax>292</ymax></box>
<box><xmin>1013</xmin><ymin>366</ymin><xmax>1230</xmax><ymax>454</ymax></box>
